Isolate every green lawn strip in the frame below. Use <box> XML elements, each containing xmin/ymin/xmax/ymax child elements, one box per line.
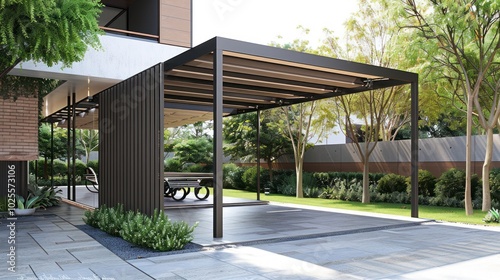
<box><xmin>222</xmin><ymin>188</ymin><xmax>496</xmax><ymax>226</ymax></box>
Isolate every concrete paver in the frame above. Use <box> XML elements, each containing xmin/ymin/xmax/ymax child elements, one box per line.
<box><xmin>2</xmin><ymin>199</ymin><xmax>500</xmax><ymax>279</ymax></box>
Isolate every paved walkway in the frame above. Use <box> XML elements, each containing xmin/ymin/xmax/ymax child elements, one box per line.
<box><xmin>2</xmin><ymin>201</ymin><xmax>500</xmax><ymax>279</ymax></box>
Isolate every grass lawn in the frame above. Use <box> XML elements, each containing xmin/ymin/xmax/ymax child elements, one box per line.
<box><xmin>222</xmin><ymin>188</ymin><xmax>497</xmax><ymax>226</ymax></box>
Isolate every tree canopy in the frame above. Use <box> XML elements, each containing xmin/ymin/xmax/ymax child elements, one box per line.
<box><xmin>401</xmin><ymin>0</ymin><xmax>500</xmax><ymax>214</ymax></box>
<box><xmin>0</xmin><ymin>0</ymin><xmax>102</xmax><ymax>99</ymax></box>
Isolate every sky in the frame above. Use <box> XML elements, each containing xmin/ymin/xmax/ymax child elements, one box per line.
<box><xmin>192</xmin><ymin>0</ymin><xmax>360</xmax><ymax>48</ymax></box>
<box><xmin>192</xmin><ymin>0</ymin><xmax>360</xmax><ymax>144</ymax></box>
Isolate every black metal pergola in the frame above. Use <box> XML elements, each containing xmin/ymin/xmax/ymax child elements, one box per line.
<box><xmin>43</xmin><ymin>36</ymin><xmax>419</xmax><ymax>239</ymax></box>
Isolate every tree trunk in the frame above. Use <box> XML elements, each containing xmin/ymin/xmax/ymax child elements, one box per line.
<box><xmin>295</xmin><ymin>158</ymin><xmax>303</xmax><ymax>198</ymax></box>
<box><xmin>267</xmin><ymin>160</ymin><xmax>274</xmax><ymax>183</ymax></box>
<box><xmin>362</xmin><ymin>160</ymin><xmax>370</xmax><ymax>203</ymax></box>
<box><xmin>465</xmin><ymin>95</ymin><xmax>474</xmax><ymax>215</ymax></box>
<box><xmin>482</xmin><ymin>127</ymin><xmax>493</xmax><ymax>211</ymax></box>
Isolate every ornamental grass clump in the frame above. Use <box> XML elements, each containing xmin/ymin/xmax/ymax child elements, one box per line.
<box><xmin>483</xmin><ymin>208</ymin><xmax>500</xmax><ymax>223</ymax></box>
<box><xmin>120</xmin><ymin>209</ymin><xmax>197</xmax><ymax>251</ymax></box>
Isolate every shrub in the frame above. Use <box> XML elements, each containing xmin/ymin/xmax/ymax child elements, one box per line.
<box><xmin>83</xmin><ymin>204</ymin><xmax>197</xmax><ymax>252</ymax></box>
<box><xmin>242</xmin><ymin>166</ymin><xmax>270</xmax><ymax>192</ymax></box>
<box><xmin>83</xmin><ymin>207</ymin><xmax>101</xmax><ymax>228</ymax></box>
<box><xmin>490</xmin><ymin>168</ymin><xmax>500</xmax><ymax>203</ymax></box>
<box><xmin>96</xmin><ymin>204</ymin><xmax>127</xmax><ymax>236</ymax></box>
<box><xmin>120</xmin><ymin>209</ymin><xmax>197</xmax><ymax>251</ymax></box>
<box><xmin>165</xmin><ymin>158</ymin><xmax>183</xmax><ymax>172</ymax></box>
<box><xmin>416</xmin><ymin>169</ymin><xmax>436</xmax><ymax>197</ymax></box>
<box><xmin>435</xmin><ymin>168</ymin><xmax>480</xmax><ymax>201</ymax></box>
<box><xmin>225</xmin><ymin>165</ymin><xmax>248</xmax><ymax>190</ymax></box>
<box><xmin>377</xmin><ymin>173</ymin><xmax>408</xmax><ymax>194</ymax></box>
<box><xmin>223</xmin><ymin>163</ymin><xmax>240</xmax><ymax>189</ymax></box>
<box><xmin>313</xmin><ymin>172</ymin><xmax>384</xmax><ymax>189</ymax></box>
<box><xmin>270</xmin><ymin>170</ymin><xmax>294</xmax><ymax>193</ymax></box>
<box><xmin>30</xmin><ymin>158</ymin><xmax>68</xmax><ymax>178</ymax></box>
<box><xmin>184</xmin><ymin>163</ymin><xmax>211</xmax><ymax>173</ymax></box>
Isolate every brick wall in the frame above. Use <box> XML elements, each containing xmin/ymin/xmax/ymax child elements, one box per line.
<box><xmin>0</xmin><ymin>97</ymin><xmax>38</xmax><ymax>161</ymax></box>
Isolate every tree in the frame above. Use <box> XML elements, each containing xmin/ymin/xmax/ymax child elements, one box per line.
<box><xmin>0</xmin><ymin>0</ymin><xmax>102</xmax><ymax>99</ymax></box>
<box><xmin>321</xmin><ymin>0</ymin><xmax>416</xmax><ymax>203</ymax></box>
<box><xmin>223</xmin><ymin>111</ymin><xmax>293</xmax><ymax>181</ymax></box>
<box><xmin>271</xmin><ymin>33</ymin><xmax>337</xmax><ymax>198</ymax></box>
<box><xmin>77</xmin><ymin>129</ymin><xmax>99</xmax><ymax>165</ymax></box>
<box><xmin>278</xmin><ymin>101</ymin><xmax>335</xmax><ymax>198</ymax></box>
<box><xmin>402</xmin><ymin>0</ymin><xmax>500</xmax><ymax>213</ymax></box>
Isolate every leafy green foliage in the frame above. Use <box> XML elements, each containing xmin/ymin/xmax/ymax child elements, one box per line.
<box><xmin>223</xmin><ymin>112</ymin><xmax>293</xmax><ymax>181</ymax></box>
<box><xmin>0</xmin><ymin>0</ymin><xmax>102</xmax><ymax>99</ymax></box>
<box><xmin>242</xmin><ymin>166</ymin><xmax>270</xmax><ymax>192</ymax></box>
<box><xmin>83</xmin><ymin>207</ymin><xmax>100</xmax><ymax>228</ymax></box>
<box><xmin>435</xmin><ymin>168</ymin><xmax>480</xmax><ymax>201</ymax></box>
<box><xmin>15</xmin><ymin>193</ymin><xmax>42</xmax><ymax>209</ymax></box>
<box><xmin>483</xmin><ymin>208</ymin><xmax>500</xmax><ymax>223</ymax></box>
<box><xmin>172</xmin><ymin>138</ymin><xmax>213</xmax><ymax>166</ymax></box>
<box><xmin>83</xmin><ymin>205</ymin><xmax>197</xmax><ymax>251</ymax></box>
<box><xmin>490</xmin><ymin>168</ymin><xmax>500</xmax><ymax>203</ymax></box>
<box><xmin>120</xmin><ymin>209</ymin><xmax>197</xmax><ymax>251</ymax></box>
<box><xmin>409</xmin><ymin>169</ymin><xmax>437</xmax><ymax>197</ymax></box>
<box><xmin>378</xmin><ymin>174</ymin><xmax>408</xmax><ymax>194</ymax></box>
<box><xmin>164</xmin><ymin>157</ymin><xmax>183</xmax><ymax>172</ymax></box>
<box><xmin>28</xmin><ymin>184</ymin><xmax>62</xmax><ymax>207</ymax></box>
<box><xmin>0</xmin><ymin>0</ymin><xmax>103</xmax><ymax>71</ymax></box>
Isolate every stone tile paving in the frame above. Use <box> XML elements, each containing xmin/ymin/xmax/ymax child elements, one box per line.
<box><xmin>0</xmin><ymin>213</ymin><xmax>152</xmax><ymax>280</ymax></box>
<box><xmin>3</xmin><ymin>202</ymin><xmax>500</xmax><ymax>279</ymax></box>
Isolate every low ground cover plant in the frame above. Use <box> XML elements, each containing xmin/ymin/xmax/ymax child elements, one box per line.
<box><xmin>83</xmin><ymin>204</ymin><xmax>197</xmax><ymax>251</ymax></box>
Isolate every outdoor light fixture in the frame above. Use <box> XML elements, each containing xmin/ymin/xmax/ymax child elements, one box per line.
<box><xmin>89</xmin><ymin>108</ymin><xmax>96</xmax><ymax>113</ymax></box>
<box><xmin>363</xmin><ymin>79</ymin><xmax>374</xmax><ymax>88</ymax></box>
<box><xmin>79</xmin><ymin>112</ymin><xmax>86</xmax><ymax>118</ymax></box>
<box><xmin>59</xmin><ymin>119</ymin><xmax>66</xmax><ymax>125</ymax></box>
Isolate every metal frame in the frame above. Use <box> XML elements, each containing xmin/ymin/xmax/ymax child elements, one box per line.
<box><xmin>42</xmin><ymin>36</ymin><xmax>419</xmax><ymax>238</ymax></box>
<box><xmin>163</xmin><ymin>37</ymin><xmax>419</xmax><ymax>238</ymax></box>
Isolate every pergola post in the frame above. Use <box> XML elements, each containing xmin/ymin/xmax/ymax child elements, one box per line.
<box><xmin>256</xmin><ymin>109</ymin><xmax>261</xmax><ymax>201</ymax></box>
<box><xmin>66</xmin><ymin>95</ymin><xmax>71</xmax><ymax>200</ymax></box>
<box><xmin>72</xmin><ymin>92</ymin><xmax>76</xmax><ymax>201</ymax></box>
<box><xmin>213</xmin><ymin>47</ymin><xmax>224</xmax><ymax>238</ymax></box>
<box><xmin>411</xmin><ymin>81</ymin><xmax>419</xmax><ymax>218</ymax></box>
<box><xmin>50</xmin><ymin>121</ymin><xmax>54</xmax><ymax>188</ymax></box>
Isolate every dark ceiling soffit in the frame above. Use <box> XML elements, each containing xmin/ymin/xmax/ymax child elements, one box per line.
<box><xmin>41</xmin><ymin>97</ymin><xmax>98</xmax><ymax>123</ymax></box>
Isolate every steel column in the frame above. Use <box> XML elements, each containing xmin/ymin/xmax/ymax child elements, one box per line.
<box><xmin>213</xmin><ymin>47</ymin><xmax>224</xmax><ymax>238</ymax></box>
<box><xmin>411</xmin><ymin>81</ymin><xmax>419</xmax><ymax>218</ymax></box>
<box><xmin>256</xmin><ymin>110</ymin><xmax>261</xmax><ymax>201</ymax></box>
<box><xmin>66</xmin><ymin>96</ymin><xmax>71</xmax><ymax>200</ymax></box>
<box><xmin>72</xmin><ymin>92</ymin><xmax>76</xmax><ymax>201</ymax></box>
<box><xmin>50</xmin><ymin>121</ymin><xmax>54</xmax><ymax>188</ymax></box>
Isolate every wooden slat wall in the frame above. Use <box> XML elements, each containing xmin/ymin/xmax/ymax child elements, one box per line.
<box><xmin>160</xmin><ymin>0</ymin><xmax>191</xmax><ymax>47</ymax></box>
<box><xmin>99</xmin><ymin>64</ymin><xmax>164</xmax><ymax>215</ymax></box>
